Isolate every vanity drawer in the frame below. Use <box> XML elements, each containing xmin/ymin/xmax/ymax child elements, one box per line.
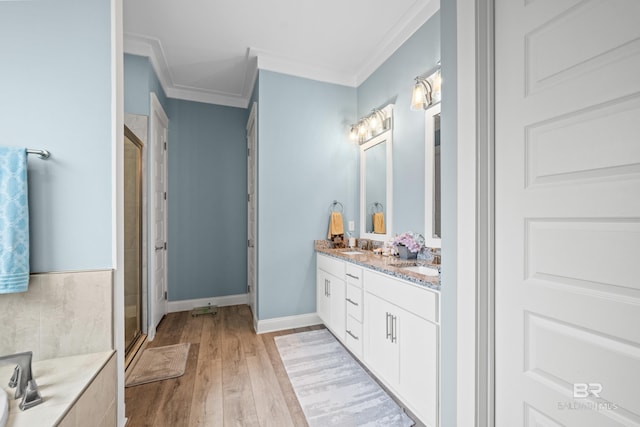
<box><xmin>345</xmin><ymin>263</ymin><xmax>363</xmax><ymax>287</ymax></box>
<box><xmin>346</xmin><ymin>283</ymin><xmax>363</xmax><ymax>322</ymax></box>
<box><xmin>364</xmin><ymin>269</ymin><xmax>439</xmax><ymax>324</ymax></box>
<box><xmin>317</xmin><ymin>253</ymin><xmax>345</xmax><ymax>278</ymax></box>
<box><xmin>345</xmin><ymin>315</ymin><xmax>363</xmax><ymax>358</ymax></box>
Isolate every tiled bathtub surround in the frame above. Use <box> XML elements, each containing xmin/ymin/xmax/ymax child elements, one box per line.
<box><xmin>0</xmin><ymin>270</ymin><xmax>113</xmax><ymax>361</ymax></box>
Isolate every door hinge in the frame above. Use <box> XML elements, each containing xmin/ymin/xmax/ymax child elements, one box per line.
<box><xmin>164</xmin><ymin>141</ymin><xmax>167</xmax><ymax>151</ymax></box>
<box><xmin>247</xmin><ymin>147</ymin><xmax>250</xmax><ymax>157</ymax></box>
<box><xmin>164</xmin><ymin>192</ymin><xmax>167</xmax><ymax>200</ymax></box>
<box><xmin>164</xmin><ymin>291</ymin><xmax>168</xmax><ymax>300</ymax></box>
<box><xmin>164</xmin><ymin>242</ymin><xmax>167</xmax><ymax>250</ymax></box>
<box><xmin>247</xmin><ymin>194</ymin><xmax>250</xmax><ymax>202</ymax></box>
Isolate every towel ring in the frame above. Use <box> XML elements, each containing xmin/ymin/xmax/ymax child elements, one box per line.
<box><xmin>370</xmin><ymin>202</ymin><xmax>383</xmax><ymax>214</ymax></box>
<box><xmin>330</xmin><ymin>200</ymin><xmax>343</xmax><ymax>213</ymax></box>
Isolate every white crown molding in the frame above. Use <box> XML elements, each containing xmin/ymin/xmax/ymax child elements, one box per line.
<box><xmin>124</xmin><ymin>33</ymin><xmax>173</xmax><ymax>93</ymax></box>
<box><xmin>167</xmin><ymin>293</ymin><xmax>249</xmax><ymax>313</ymax></box>
<box><xmin>124</xmin><ymin>33</ymin><xmax>256</xmax><ymax>108</ymax></box>
<box><xmin>354</xmin><ymin>0</ymin><xmax>440</xmax><ymax>86</ymax></box>
<box><xmin>249</xmin><ymin>47</ymin><xmax>357</xmax><ymax>87</ymax></box>
<box><xmin>124</xmin><ymin>0</ymin><xmax>439</xmax><ymax>107</ymax></box>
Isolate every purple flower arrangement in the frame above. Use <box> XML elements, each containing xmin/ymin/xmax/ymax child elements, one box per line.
<box><xmin>391</xmin><ymin>232</ymin><xmax>425</xmax><ymax>253</ymax></box>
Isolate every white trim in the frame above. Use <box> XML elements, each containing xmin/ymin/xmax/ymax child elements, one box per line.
<box><xmin>424</xmin><ymin>102</ymin><xmax>442</xmax><ymax>249</ymax></box>
<box><xmin>354</xmin><ymin>0</ymin><xmax>440</xmax><ymax>85</ymax></box>
<box><xmin>167</xmin><ymin>294</ymin><xmax>250</xmax><ymax>313</ymax></box>
<box><xmin>250</xmin><ymin>47</ymin><xmax>357</xmax><ymax>87</ymax></box>
<box><xmin>255</xmin><ymin>313</ymin><xmax>323</xmax><ymax>335</ymax></box>
<box><xmin>123</xmin><ymin>1</ymin><xmax>439</xmax><ymax>107</ymax></box>
<box><xmin>125</xmin><ymin>33</ymin><xmax>255</xmax><ymax>108</ymax></box>
<box><xmin>111</xmin><ymin>0</ymin><xmax>125</xmax><ymax>425</ymax></box>
<box><xmin>456</xmin><ymin>0</ymin><xmax>482</xmax><ymax>425</ymax></box>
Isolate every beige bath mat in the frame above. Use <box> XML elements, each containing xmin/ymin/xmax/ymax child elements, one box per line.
<box><xmin>125</xmin><ymin>343</ymin><xmax>190</xmax><ymax>387</ymax></box>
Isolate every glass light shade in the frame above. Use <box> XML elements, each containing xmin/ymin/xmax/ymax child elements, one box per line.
<box><xmin>411</xmin><ymin>81</ymin><xmax>427</xmax><ymax>110</ymax></box>
<box><xmin>349</xmin><ymin>125</ymin><xmax>358</xmax><ymax>141</ymax></box>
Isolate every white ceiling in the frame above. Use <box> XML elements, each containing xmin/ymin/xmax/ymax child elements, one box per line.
<box><xmin>124</xmin><ymin>0</ymin><xmax>439</xmax><ymax>108</ymax></box>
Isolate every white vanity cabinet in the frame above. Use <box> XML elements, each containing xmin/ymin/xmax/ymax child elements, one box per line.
<box><xmin>364</xmin><ymin>269</ymin><xmax>440</xmax><ymax>427</ymax></box>
<box><xmin>316</xmin><ymin>254</ymin><xmax>346</xmax><ymax>341</ymax></box>
<box><xmin>315</xmin><ymin>251</ymin><xmax>440</xmax><ymax>427</ymax></box>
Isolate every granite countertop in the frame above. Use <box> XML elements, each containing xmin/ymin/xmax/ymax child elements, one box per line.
<box><xmin>1</xmin><ymin>351</ymin><xmax>114</xmax><ymax>427</ymax></box>
<box><xmin>315</xmin><ymin>241</ymin><xmax>441</xmax><ymax>291</ymax></box>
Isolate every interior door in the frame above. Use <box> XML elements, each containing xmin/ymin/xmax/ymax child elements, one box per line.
<box><xmin>495</xmin><ymin>1</ymin><xmax>640</xmax><ymax>425</ymax></box>
<box><xmin>149</xmin><ymin>93</ymin><xmax>169</xmax><ymax>339</ymax></box>
<box><xmin>247</xmin><ymin>102</ymin><xmax>257</xmax><ymax>326</ymax></box>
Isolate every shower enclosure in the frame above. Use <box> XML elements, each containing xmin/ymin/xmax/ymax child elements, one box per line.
<box><xmin>124</xmin><ymin>127</ymin><xmax>144</xmax><ymax>356</ymax></box>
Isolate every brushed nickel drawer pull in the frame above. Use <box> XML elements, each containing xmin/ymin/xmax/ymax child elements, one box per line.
<box><xmin>346</xmin><ymin>330</ymin><xmax>359</xmax><ymax>340</ymax></box>
<box><xmin>346</xmin><ymin>298</ymin><xmax>359</xmax><ymax>306</ymax></box>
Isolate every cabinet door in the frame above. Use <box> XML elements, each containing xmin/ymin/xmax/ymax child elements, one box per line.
<box><xmin>328</xmin><ymin>275</ymin><xmax>345</xmax><ymax>342</ymax></box>
<box><xmin>364</xmin><ymin>292</ymin><xmax>399</xmax><ymax>388</ymax></box>
<box><xmin>316</xmin><ymin>270</ymin><xmax>331</xmax><ymax>325</ymax></box>
<box><xmin>399</xmin><ymin>310</ymin><xmax>438</xmax><ymax>427</ymax></box>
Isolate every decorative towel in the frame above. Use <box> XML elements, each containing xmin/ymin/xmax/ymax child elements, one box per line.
<box><xmin>327</xmin><ymin>211</ymin><xmax>344</xmax><ymax>239</ymax></box>
<box><xmin>373</xmin><ymin>212</ymin><xmax>386</xmax><ymax>234</ymax></box>
<box><xmin>0</xmin><ymin>147</ymin><xmax>29</xmax><ymax>294</ymax></box>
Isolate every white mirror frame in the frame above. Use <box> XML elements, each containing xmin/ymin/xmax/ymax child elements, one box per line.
<box><xmin>424</xmin><ymin>102</ymin><xmax>441</xmax><ymax>248</ymax></box>
<box><xmin>360</xmin><ymin>129</ymin><xmax>393</xmax><ymax>241</ymax></box>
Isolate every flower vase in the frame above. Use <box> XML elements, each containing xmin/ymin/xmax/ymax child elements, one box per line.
<box><xmin>397</xmin><ymin>245</ymin><xmax>417</xmax><ymax>260</ymax></box>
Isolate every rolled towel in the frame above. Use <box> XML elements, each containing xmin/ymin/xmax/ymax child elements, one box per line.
<box><xmin>373</xmin><ymin>212</ymin><xmax>385</xmax><ymax>234</ymax></box>
<box><xmin>0</xmin><ymin>147</ymin><xmax>30</xmax><ymax>294</ymax></box>
<box><xmin>327</xmin><ymin>211</ymin><xmax>344</xmax><ymax>238</ymax></box>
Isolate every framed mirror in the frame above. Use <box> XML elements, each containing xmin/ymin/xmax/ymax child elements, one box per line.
<box><xmin>424</xmin><ymin>103</ymin><xmax>441</xmax><ymax>248</ymax></box>
<box><xmin>360</xmin><ymin>129</ymin><xmax>393</xmax><ymax>241</ymax></box>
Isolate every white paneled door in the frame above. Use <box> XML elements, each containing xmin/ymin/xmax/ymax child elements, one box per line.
<box><xmin>495</xmin><ymin>1</ymin><xmax>640</xmax><ymax>426</ymax></box>
<box><xmin>149</xmin><ymin>93</ymin><xmax>169</xmax><ymax>339</ymax></box>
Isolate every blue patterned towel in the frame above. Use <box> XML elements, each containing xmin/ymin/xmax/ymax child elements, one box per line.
<box><xmin>0</xmin><ymin>147</ymin><xmax>29</xmax><ymax>294</ymax></box>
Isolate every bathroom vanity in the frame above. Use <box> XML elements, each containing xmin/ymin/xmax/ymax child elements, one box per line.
<box><xmin>315</xmin><ymin>244</ymin><xmax>440</xmax><ymax>427</ymax></box>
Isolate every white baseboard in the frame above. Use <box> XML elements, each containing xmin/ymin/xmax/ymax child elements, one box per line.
<box><xmin>167</xmin><ymin>293</ymin><xmax>249</xmax><ymax>313</ymax></box>
<box><xmin>255</xmin><ymin>312</ymin><xmax>323</xmax><ymax>334</ymax></box>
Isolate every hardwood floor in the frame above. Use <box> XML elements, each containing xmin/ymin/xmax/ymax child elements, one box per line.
<box><xmin>125</xmin><ymin>305</ymin><xmax>324</xmax><ymax>427</ymax></box>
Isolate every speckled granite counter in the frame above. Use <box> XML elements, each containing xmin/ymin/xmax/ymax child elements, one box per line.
<box><xmin>315</xmin><ymin>240</ymin><xmax>441</xmax><ymax>291</ymax></box>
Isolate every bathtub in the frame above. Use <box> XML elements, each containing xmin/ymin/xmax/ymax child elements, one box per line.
<box><xmin>0</xmin><ymin>351</ymin><xmax>114</xmax><ymax>427</ymax></box>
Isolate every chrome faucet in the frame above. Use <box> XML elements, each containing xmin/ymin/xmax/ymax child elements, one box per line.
<box><xmin>0</xmin><ymin>351</ymin><xmax>43</xmax><ymax>410</ymax></box>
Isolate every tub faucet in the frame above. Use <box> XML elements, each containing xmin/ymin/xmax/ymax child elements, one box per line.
<box><xmin>0</xmin><ymin>351</ymin><xmax>43</xmax><ymax>410</ymax></box>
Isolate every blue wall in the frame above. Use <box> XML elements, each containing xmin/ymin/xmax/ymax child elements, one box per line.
<box><xmin>357</xmin><ymin>14</ymin><xmax>440</xmax><ymax>236</ymax></box>
<box><xmin>124</xmin><ymin>54</ymin><xmax>168</xmax><ymax>115</ymax></box>
<box><xmin>166</xmin><ymin>99</ymin><xmax>248</xmax><ymax>301</ymax></box>
<box><xmin>257</xmin><ymin>70</ymin><xmax>357</xmax><ymax>320</ymax></box>
<box><xmin>0</xmin><ymin>0</ymin><xmax>113</xmax><ymax>272</ymax></box>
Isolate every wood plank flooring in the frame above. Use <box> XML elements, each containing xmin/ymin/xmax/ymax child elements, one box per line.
<box><xmin>125</xmin><ymin>305</ymin><xmax>324</xmax><ymax>427</ymax></box>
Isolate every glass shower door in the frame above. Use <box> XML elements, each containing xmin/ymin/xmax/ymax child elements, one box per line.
<box><xmin>124</xmin><ymin>127</ymin><xmax>143</xmax><ymax>355</ymax></box>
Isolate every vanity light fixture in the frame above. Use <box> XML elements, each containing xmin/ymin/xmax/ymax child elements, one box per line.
<box><xmin>349</xmin><ymin>107</ymin><xmax>391</xmax><ymax>144</ymax></box>
<box><xmin>411</xmin><ymin>65</ymin><xmax>441</xmax><ymax>110</ymax></box>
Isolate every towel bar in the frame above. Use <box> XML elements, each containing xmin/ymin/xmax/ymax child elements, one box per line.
<box><xmin>26</xmin><ymin>149</ymin><xmax>50</xmax><ymax>159</ymax></box>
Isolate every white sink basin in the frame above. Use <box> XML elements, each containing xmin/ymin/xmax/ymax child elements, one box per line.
<box><xmin>341</xmin><ymin>251</ymin><xmax>363</xmax><ymax>255</ymax></box>
<box><xmin>401</xmin><ymin>265</ymin><xmax>439</xmax><ymax>276</ymax></box>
